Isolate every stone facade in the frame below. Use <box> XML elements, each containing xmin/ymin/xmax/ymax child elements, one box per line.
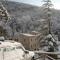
<box><xmin>12</xmin><ymin>30</ymin><xmax>48</xmax><ymax>51</ymax></box>
<box><xmin>18</xmin><ymin>33</ymin><xmax>40</xmax><ymax>51</ymax></box>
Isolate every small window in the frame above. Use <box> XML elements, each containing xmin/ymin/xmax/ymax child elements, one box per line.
<box><xmin>34</xmin><ymin>49</ymin><xmax>36</xmax><ymax>50</ymax></box>
<box><xmin>35</xmin><ymin>44</ymin><xmax>36</xmax><ymax>47</ymax></box>
<box><xmin>31</xmin><ymin>45</ymin><xmax>32</xmax><ymax>48</ymax></box>
<box><xmin>24</xmin><ymin>39</ymin><xmax>25</xmax><ymax>42</ymax></box>
<box><xmin>31</xmin><ymin>39</ymin><xmax>32</xmax><ymax>41</ymax></box>
<box><xmin>9</xmin><ymin>38</ymin><xmax>12</xmax><ymax>40</ymax></box>
<box><xmin>35</xmin><ymin>39</ymin><xmax>36</xmax><ymax>41</ymax></box>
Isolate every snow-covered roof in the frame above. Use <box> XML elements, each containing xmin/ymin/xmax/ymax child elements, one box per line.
<box><xmin>20</xmin><ymin>33</ymin><xmax>36</xmax><ymax>37</ymax></box>
<box><xmin>31</xmin><ymin>31</ymin><xmax>39</xmax><ymax>33</ymax></box>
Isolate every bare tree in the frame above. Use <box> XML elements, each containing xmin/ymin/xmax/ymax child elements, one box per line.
<box><xmin>0</xmin><ymin>0</ymin><xmax>10</xmax><ymax>21</ymax></box>
<box><xmin>0</xmin><ymin>0</ymin><xmax>11</xmax><ymax>38</ymax></box>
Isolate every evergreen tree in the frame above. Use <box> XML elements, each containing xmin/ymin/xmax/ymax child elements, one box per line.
<box><xmin>42</xmin><ymin>0</ymin><xmax>53</xmax><ymax>34</ymax></box>
<box><xmin>41</xmin><ymin>0</ymin><xmax>58</xmax><ymax>59</ymax></box>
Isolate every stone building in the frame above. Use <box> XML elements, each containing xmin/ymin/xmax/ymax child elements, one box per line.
<box><xmin>11</xmin><ymin>31</ymin><xmax>45</xmax><ymax>51</ymax></box>
<box><xmin>18</xmin><ymin>33</ymin><xmax>40</xmax><ymax>51</ymax></box>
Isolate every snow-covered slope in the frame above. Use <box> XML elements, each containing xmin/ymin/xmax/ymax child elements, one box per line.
<box><xmin>0</xmin><ymin>40</ymin><xmax>35</xmax><ymax>60</ymax></box>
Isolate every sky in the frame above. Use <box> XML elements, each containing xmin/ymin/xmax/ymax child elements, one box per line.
<box><xmin>10</xmin><ymin>0</ymin><xmax>60</xmax><ymax>10</ymax></box>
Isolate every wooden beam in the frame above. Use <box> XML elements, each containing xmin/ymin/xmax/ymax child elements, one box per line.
<box><xmin>34</xmin><ymin>51</ymin><xmax>60</xmax><ymax>55</ymax></box>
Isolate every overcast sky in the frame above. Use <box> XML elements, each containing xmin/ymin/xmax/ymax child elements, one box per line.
<box><xmin>10</xmin><ymin>0</ymin><xmax>60</xmax><ymax>10</ymax></box>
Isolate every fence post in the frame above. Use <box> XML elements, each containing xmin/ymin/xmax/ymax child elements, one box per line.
<box><xmin>43</xmin><ymin>54</ymin><xmax>46</xmax><ymax>60</ymax></box>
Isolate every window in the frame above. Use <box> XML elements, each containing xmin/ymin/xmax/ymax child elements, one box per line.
<box><xmin>24</xmin><ymin>39</ymin><xmax>25</xmax><ymax>42</ymax></box>
<box><xmin>34</xmin><ymin>49</ymin><xmax>36</xmax><ymax>50</ymax></box>
<box><xmin>31</xmin><ymin>39</ymin><xmax>32</xmax><ymax>41</ymax></box>
<box><xmin>35</xmin><ymin>39</ymin><xmax>36</xmax><ymax>41</ymax></box>
<box><xmin>31</xmin><ymin>45</ymin><xmax>32</xmax><ymax>48</ymax></box>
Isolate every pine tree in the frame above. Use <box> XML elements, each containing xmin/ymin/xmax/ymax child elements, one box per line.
<box><xmin>42</xmin><ymin>0</ymin><xmax>53</xmax><ymax>34</ymax></box>
<box><xmin>41</xmin><ymin>0</ymin><xmax>58</xmax><ymax>59</ymax></box>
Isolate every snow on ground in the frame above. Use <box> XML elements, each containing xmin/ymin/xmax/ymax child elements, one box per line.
<box><xmin>0</xmin><ymin>40</ymin><xmax>35</xmax><ymax>60</ymax></box>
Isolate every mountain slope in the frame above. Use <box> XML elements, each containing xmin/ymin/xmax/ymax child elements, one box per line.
<box><xmin>1</xmin><ymin>1</ymin><xmax>60</xmax><ymax>38</ymax></box>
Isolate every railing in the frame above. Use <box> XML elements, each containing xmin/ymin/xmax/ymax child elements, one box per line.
<box><xmin>33</xmin><ymin>51</ymin><xmax>60</xmax><ymax>60</ymax></box>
